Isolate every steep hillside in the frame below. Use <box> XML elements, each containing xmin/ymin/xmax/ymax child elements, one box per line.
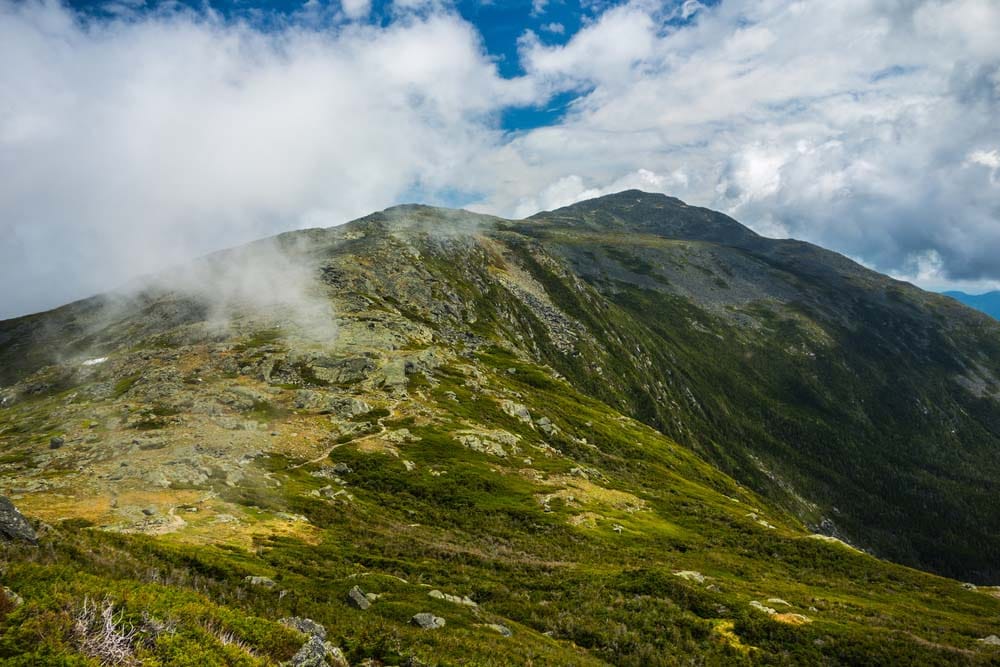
<box><xmin>1</xmin><ymin>193</ymin><xmax>1000</xmax><ymax>665</ymax></box>
<box><xmin>517</xmin><ymin>192</ymin><xmax>1000</xmax><ymax>583</ymax></box>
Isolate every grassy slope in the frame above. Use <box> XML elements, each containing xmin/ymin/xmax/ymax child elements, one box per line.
<box><xmin>507</xmin><ymin>213</ymin><xmax>1000</xmax><ymax>584</ymax></box>
<box><xmin>2</xmin><ymin>200</ymin><xmax>1000</xmax><ymax>664</ymax></box>
<box><xmin>3</xmin><ymin>347</ymin><xmax>1000</xmax><ymax>665</ymax></box>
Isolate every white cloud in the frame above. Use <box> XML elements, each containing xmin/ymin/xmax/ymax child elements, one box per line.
<box><xmin>966</xmin><ymin>149</ymin><xmax>1000</xmax><ymax>183</ymax></box>
<box><xmin>341</xmin><ymin>0</ymin><xmax>371</xmax><ymax>20</ymax></box>
<box><xmin>519</xmin><ymin>4</ymin><xmax>656</xmax><ymax>84</ymax></box>
<box><xmin>0</xmin><ymin>0</ymin><xmax>532</xmax><ymax>318</ymax></box>
<box><xmin>476</xmin><ymin>0</ymin><xmax>1000</xmax><ymax>291</ymax></box>
<box><xmin>3</xmin><ymin>0</ymin><xmax>1000</xmax><ymax>317</ymax></box>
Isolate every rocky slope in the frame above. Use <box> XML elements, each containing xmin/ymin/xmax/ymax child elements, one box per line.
<box><xmin>1</xmin><ymin>191</ymin><xmax>1000</xmax><ymax>665</ymax></box>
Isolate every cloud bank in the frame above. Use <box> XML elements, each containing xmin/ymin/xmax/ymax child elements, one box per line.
<box><xmin>0</xmin><ymin>0</ymin><xmax>532</xmax><ymax>317</ymax></box>
<box><xmin>2</xmin><ymin>0</ymin><xmax>1000</xmax><ymax>317</ymax></box>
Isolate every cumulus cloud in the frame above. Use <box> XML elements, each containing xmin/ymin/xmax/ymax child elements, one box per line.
<box><xmin>479</xmin><ymin>0</ymin><xmax>1000</xmax><ymax>292</ymax></box>
<box><xmin>341</xmin><ymin>0</ymin><xmax>371</xmax><ymax>20</ymax></box>
<box><xmin>0</xmin><ymin>0</ymin><xmax>532</xmax><ymax>318</ymax></box>
<box><xmin>3</xmin><ymin>0</ymin><xmax>1000</xmax><ymax>318</ymax></box>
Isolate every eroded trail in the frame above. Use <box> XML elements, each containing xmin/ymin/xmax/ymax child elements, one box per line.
<box><xmin>289</xmin><ymin>398</ymin><xmax>401</xmax><ymax>470</ymax></box>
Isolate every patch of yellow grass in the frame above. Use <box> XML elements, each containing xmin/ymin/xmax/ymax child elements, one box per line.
<box><xmin>712</xmin><ymin>620</ymin><xmax>755</xmax><ymax>654</ymax></box>
<box><xmin>161</xmin><ymin>500</ymin><xmax>322</xmax><ymax>549</ymax></box>
<box><xmin>567</xmin><ymin>511</ymin><xmax>604</xmax><ymax>528</ymax></box>
<box><xmin>356</xmin><ymin>438</ymin><xmax>400</xmax><ymax>457</ymax></box>
<box><xmin>773</xmin><ymin>613</ymin><xmax>812</xmax><ymax>625</ymax></box>
<box><xmin>545</xmin><ymin>475</ymin><xmax>647</xmax><ymax>513</ymax></box>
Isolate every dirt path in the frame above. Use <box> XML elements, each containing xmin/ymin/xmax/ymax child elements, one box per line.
<box><xmin>289</xmin><ymin>399</ymin><xmax>400</xmax><ymax>470</ymax></box>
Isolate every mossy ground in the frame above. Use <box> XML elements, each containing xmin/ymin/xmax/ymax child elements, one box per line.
<box><xmin>3</xmin><ymin>356</ymin><xmax>1000</xmax><ymax>665</ymax></box>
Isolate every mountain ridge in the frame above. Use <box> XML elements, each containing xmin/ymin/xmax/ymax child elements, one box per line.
<box><xmin>2</xmin><ymin>191</ymin><xmax>1000</xmax><ymax>664</ymax></box>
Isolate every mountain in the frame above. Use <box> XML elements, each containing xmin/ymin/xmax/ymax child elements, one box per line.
<box><xmin>945</xmin><ymin>291</ymin><xmax>1000</xmax><ymax>320</ymax></box>
<box><xmin>2</xmin><ymin>191</ymin><xmax>1000</xmax><ymax>665</ymax></box>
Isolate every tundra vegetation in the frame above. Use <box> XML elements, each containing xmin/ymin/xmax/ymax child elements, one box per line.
<box><xmin>2</xmin><ymin>192</ymin><xmax>1000</xmax><ymax>665</ymax></box>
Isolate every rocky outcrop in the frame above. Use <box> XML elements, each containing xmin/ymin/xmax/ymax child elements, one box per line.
<box><xmin>410</xmin><ymin>613</ymin><xmax>445</xmax><ymax>629</ymax></box>
<box><xmin>281</xmin><ymin>617</ymin><xmax>348</xmax><ymax>667</ymax></box>
<box><xmin>243</xmin><ymin>575</ymin><xmax>276</xmax><ymax>588</ymax></box>
<box><xmin>288</xmin><ymin>635</ymin><xmax>349</xmax><ymax>667</ymax></box>
<box><xmin>428</xmin><ymin>589</ymin><xmax>477</xmax><ymax>607</ymax></box>
<box><xmin>0</xmin><ymin>496</ymin><xmax>36</xmax><ymax>544</ymax></box>
<box><xmin>454</xmin><ymin>429</ymin><xmax>520</xmax><ymax>458</ymax></box>
<box><xmin>346</xmin><ymin>586</ymin><xmax>370</xmax><ymax>610</ymax></box>
<box><xmin>673</xmin><ymin>570</ymin><xmax>705</xmax><ymax>584</ymax></box>
<box><xmin>281</xmin><ymin>617</ymin><xmax>328</xmax><ymax>640</ymax></box>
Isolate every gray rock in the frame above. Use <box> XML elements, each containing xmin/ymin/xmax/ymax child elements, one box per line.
<box><xmin>141</xmin><ymin>507</ymin><xmax>157</xmax><ymax>516</ymax></box>
<box><xmin>500</xmin><ymin>400</ymin><xmax>532</xmax><ymax>423</ymax></box>
<box><xmin>303</xmin><ymin>356</ymin><xmax>376</xmax><ymax>385</ymax></box>
<box><xmin>347</xmin><ymin>585</ymin><xmax>371</xmax><ymax>610</ymax></box>
<box><xmin>280</xmin><ymin>617</ymin><xmax>327</xmax><ymax>640</ymax></box>
<box><xmin>333</xmin><ymin>462</ymin><xmax>352</xmax><ymax>475</ymax></box>
<box><xmin>289</xmin><ymin>634</ymin><xmax>348</xmax><ymax>667</ymax></box>
<box><xmin>672</xmin><ymin>570</ymin><xmax>705</xmax><ymax>584</ymax></box>
<box><xmin>244</xmin><ymin>575</ymin><xmax>277</xmax><ymax>588</ymax></box>
<box><xmin>749</xmin><ymin>600</ymin><xmax>777</xmax><ymax>615</ymax></box>
<box><xmin>0</xmin><ymin>496</ymin><xmax>37</xmax><ymax>544</ymax></box>
<box><xmin>2</xmin><ymin>586</ymin><xmax>24</xmax><ymax>607</ymax></box>
<box><xmin>411</xmin><ymin>613</ymin><xmax>445</xmax><ymax>629</ymax></box>
<box><xmin>294</xmin><ymin>392</ymin><xmax>371</xmax><ymax>419</ymax></box>
<box><xmin>428</xmin><ymin>589</ymin><xmax>477</xmax><ymax>607</ymax></box>
<box><xmin>981</xmin><ymin>635</ymin><xmax>1000</xmax><ymax>646</ymax></box>
<box><xmin>49</xmin><ymin>436</ymin><xmax>64</xmax><ymax>449</ymax></box>
<box><xmin>486</xmin><ymin>623</ymin><xmax>512</xmax><ymax>637</ymax></box>
<box><xmin>535</xmin><ymin>416</ymin><xmax>558</xmax><ymax>436</ymax></box>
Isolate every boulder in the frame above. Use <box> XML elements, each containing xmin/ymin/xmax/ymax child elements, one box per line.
<box><xmin>535</xmin><ymin>416</ymin><xmax>559</xmax><ymax>436</ymax></box>
<box><xmin>2</xmin><ymin>586</ymin><xmax>24</xmax><ymax>608</ymax></box>
<box><xmin>411</xmin><ymin>613</ymin><xmax>445</xmax><ymax>629</ymax></box>
<box><xmin>244</xmin><ymin>575</ymin><xmax>277</xmax><ymax>588</ymax></box>
<box><xmin>500</xmin><ymin>400</ymin><xmax>532</xmax><ymax>424</ymax></box>
<box><xmin>981</xmin><ymin>635</ymin><xmax>1000</xmax><ymax>646</ymax></box>
<box><xmin>0</xmin><ymin>496</ymin><xmax>37</xmax><ymax>544</ymax></box>
<box><xmin>288</xmin><ymin>634</ymin><xmax>349</xmax><ymax>667</ymax></box>
<box><xmin>305</xmin><ymin>356</ymin><xmax>376</xmax><ymax>385</ymax></box>
<box><xmin>281</xmin><ymin>617</ymin><xmax>327</xmax><ymax>640</ymax></box>
<box><xmin>49</xmin><ymin>436</ymin><xmax>64</xmax><ymax>449</ymax></box>
<box><xmin>347</xmin><ymin>585</ymin><xmax>371</xmax><ymax>610</ymax></box>
<box><xmin>294</xmin><ymin>391</ymin><xmax>371</xmax><ymax>418</ymax></box>
<box><xmin>672</xmin><ymin>570</ymin><xmax>705</xmax><ymax>584</ymax></box>
<box><xmin>428</xmin><ymin>589</ymin><xmax>477</xmax><ymax>607</ymax></box>
<box><xmin>485</xmin><ymin>623</ymin><xmax>512</xmax><ymax>637</ymax></box>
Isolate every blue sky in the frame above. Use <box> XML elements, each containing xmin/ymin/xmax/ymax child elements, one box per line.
<box><xmin>2</xmin><ymin>0</ymin><xmax>999</xmax><ymax>317</ymax></box>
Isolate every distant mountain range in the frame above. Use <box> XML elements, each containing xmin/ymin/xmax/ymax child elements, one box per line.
<box><xmin>944</xmin><ymin>290</ymin><xmax>1000</xmax><ymax>320</ymax></box>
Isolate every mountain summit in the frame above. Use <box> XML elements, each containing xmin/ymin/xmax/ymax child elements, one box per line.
<box><xmin>530</xmin><ymin>189</ymin><xmax>761</xmax><ymax>245</ymax></box>
<box><xmin>2</xmin><ymin>191</ymin><xmax>1000</xmax><ymax>664</ymax></box>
